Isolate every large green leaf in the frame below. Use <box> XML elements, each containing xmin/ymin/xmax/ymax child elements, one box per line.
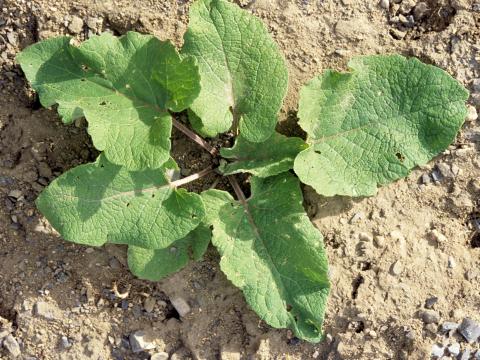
<box><xmin>128</xmin><ymin>224</ymin><xmax>211</xmax><ymax>281</ymax></box>
<box><xmin>294</xmin><ymin>55</ymin><xmax>469</xmax><ymax>197</ymax></box>
<box><xmin>201</xmin><ymin>174</ymin><xmax>330</xmax><ymax>342</ymax></box>
<box><xmin>17</xmin><ymin>32</ymin><xmax>200</xmax><ymax>170</ymax></box>
<box><xmin>219</xmin><ymin>133</ymin><xmax>307</xmax><ymax>177</ymax></box>
<box><xmin>36</xmin><ymin>155</ymin><xmax>205</xmax><ymax>249</ymax></box>
<box><xmin>182</xmin><ymin>0</ymin><xmax>288</xmax><ymax>142</ymax></box>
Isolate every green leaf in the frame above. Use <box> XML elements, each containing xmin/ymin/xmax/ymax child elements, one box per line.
<box><xmin>128</xmin><ymin>224</ymin><xmax>212</xmax><ymax>281</ymax></box>
<box><xmin>17</xmin><ymin>32</ymin><xmax>200</xmax><ymax>170</ymax></box>
<box><xmin>36</xmin><ymin>155</ymin><xmax>205</xmax><ymax>249</ymax></box>
<box><xmin>201</xmin><ymin>174</ymin><xmax>330</xmax><ymax>342</ymax></box>
<box><xmin>294</xmin><ymin>55</ymin><xmax>469</xmax><ymax>197</ymax></box>
<box><xmin>219</xmin><ymin>132</ymin><xmax>307</xmax><ymax>177</ymax></box>
<box><xmin>182</xmin><ymin>0</ymin><xmax>288</xmax><ymax>142</ymax></box>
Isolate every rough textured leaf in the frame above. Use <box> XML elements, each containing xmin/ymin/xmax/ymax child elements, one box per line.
<box><xmin>17</xmin><ymin>32</ymin><xmax>200</xmax><ymax>170</ymax></box>
<box><xmin>128</xmin><ymin>224</ymin><xmax>211</xmax><ymax>281</ymax></box>
<box><xmin>219</xmin><ymin>132</ymin><xmax>307</xmax><ymax>177</ymax></box>
<box><xmin>201</xmin><ymin>174</ymin><xmax>330</xmax><ymax>342</ymax></box>
<box><xmin>294</xmin><ymin>55</ymin><xmax>469</xmax><ymax>197</ymax></box>
<box><xmin>182</xmin><ymin>0</ymin><xmax>288</xmax><ymax>142</ymax></box>
<box><xmin>36</xmin><ymin>155</ymin><xmax>205</xmax><ymax>249</ymax></box>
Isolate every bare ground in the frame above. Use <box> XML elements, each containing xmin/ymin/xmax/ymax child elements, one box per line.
<box><xmin>0</xmin><ymin>0</ymin><xmax>479</xmax><ymax>359</ymax></box>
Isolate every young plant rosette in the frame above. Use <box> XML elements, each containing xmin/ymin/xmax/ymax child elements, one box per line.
<box><xmin>16</xmin><ymin>0</ymin><xmax>468</xmax><ymax>343</ymax></box>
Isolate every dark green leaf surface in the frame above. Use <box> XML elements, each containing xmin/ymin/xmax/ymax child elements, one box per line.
<box><xmin>202</xmin><ymin>174</ymin><xmax>330</xmax><ymax>342</ymax></box>
<box><xmin>36</xmin><ymin>155</ymin><xmax>205</xmax><ymax>249</ymax></box>
<box><xmin>294</xmin><ymin>55</ymin><xmax>469</xmax><ymax>197</ymax></box>
<box><xmin>17</xmin><ymin>32</ymin><xmax>200</xmax><ymax>170</ymax></box>
<box><xmin>219</xmin><ymin>133</ymin><xmax>307</xmax><ymax>177</ymax></box>
<box><xmin>128</xmin><ymin>224</ymin><xmax>212</xmax><ymax>281</ymax></box>
<box><xmin>182</xmin><ymin>0</ymin><xmax>288</xmax><ymax>142</ymax></box>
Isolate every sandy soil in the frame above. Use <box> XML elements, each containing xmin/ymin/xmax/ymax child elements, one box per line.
<box><xmin>0</xmin><ymin>0</ymin><xmax>479</xmax><ymax>359</ymax></box>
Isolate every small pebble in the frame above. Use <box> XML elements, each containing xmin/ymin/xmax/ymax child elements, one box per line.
<box><xmin>447</xmin><ymin>256</ymin><xmax>456</xmax><ymax>269</ymax></box>
<box><xmin>431</xmin><ymin>170</ymin><xmax>442</xmax><ymax>182</ymax></box>
<box><xmin>429</xmin><ymin>230</ymin><xmax>447</xmax><ymax>244</ymax></box>
<box><xmin>358</xmin><ymin>232</ymin><xmax>373</xmax><ymax>242</ymax></box>
<box><xmin>425</xmin><ymin>296</ymin><xmax>438</xmax><ymax>309</ymax></box>
<box><xmin>474</xmin><ymin>349</ymin><xmax>480</xmax><ymax>360</ymax></box>
<box><xmin>60</xmin><ymin>335</ymin><xmax>72</xmax><ymax>349</ymax></box>
<box><xmin>170</xmin><ymin>297</ymin><xmax>191</xmax><ymax>317</ymax></box>
<box><xmin>413</xmin><ymin>2</ymin><xmax>429</xmax><ymax>20</ymax></box>
<box><xmin>431</xmin><ymin>343</ymin><xmax>445</xmax><ymax>358</ymax></box>
<box><xmin>3</xmin><ymin>334</ymin><xmax>21</xmax><ymax>357</ymax></box>
<box><xmin>436</xmin><ymin>163</ymin><xmax>454</xmax><ymax>179</ymax></box>
<box><xmin>473</xmin><ymin>78</ymin><xmax>480</xmax><ymax>93</ymax></box>
<box><xmin>144</xmin><ymin>297</ymin><xmax>156</xmax><ymax>313</ymax></box>
<box><xmin>391</xmin><ymin>260</ymin><xmax>403</xmax><ymax>275</ymax></box>
<box><xmin>374</xmin><ymin>235</ymin><xmax>385</xmax><ymax>248</ymax></box>
<box><xmin>425</xmin><ymin>323</ymin><xmax>437</xmax><ymax>334</ymax></box>
<box><xmin>379</xmin><ymin>0</ymin><xmax>389</xmax><ymax>9</ymax></box>
<box><xmin>8</xmin><ymin>189</ymin><xmax>22</xmax><ymax>199</ymax></box>
<box><xmin>6</xmin><ymin>32</ymin><xmax>18</xmax><ymax>46</ymax></box>
<box><xmin>458</xmin><ymin>318</ymin><xmax>480</xmax><ymax>343</ymax></box>
<box><xmin>129</xmin><ymin>330</ymin><xmax>156</xmax><ymax>353</ymax></box>
<box><xmin>151</xmin><ymin>352</ymin><xmax>169</xmax><ymax>360</ymax></box>
<box><xmin>419</xmin><ymin>309</ymin><xmax>440</xmax><ymax>324</ymax></box>
<box><xmin>441</xmin><ymin>322</ymin><xmax>459</xmax><ymax>332</ymax></box>
<box><xmin>421</xmin><ymin>173</ymin><xmax>431</xmax><ymax>184</ymax></box>
<box><xmin>466</xmin><ymin>105</ymin><xmax>478</xmax><ymax>122</ymax></box>
<box><xmin>461</xmin><ymin>349</ymin><xmax>471</xmax><ymax>360</ymax></box>
<box><xmin>447</xmin><ymin>343</ymin><xmax>460</xmax><ymax>356</ymax></box>
<box><xmin>68</xmin><ymin>16</ymin><xmax>84</xmax><ymax>33</ymax></box>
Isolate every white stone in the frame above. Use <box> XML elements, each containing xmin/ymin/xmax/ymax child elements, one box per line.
<box><xmin>466</xmin><ymin>105</ymin><xmax>478</xmax><ymax>122</ymax></box>
<box><xmin>3</xmin><ymin>335</ymin><xmax>21</xmax><ymax>358</ymax></box>
<box><xmin>129</xmin><ymin>331</ymin><xmax>156</xmax><ymax>353</ymax></box>
<box><xmin>151</xmin><ymin>352</ymin><xmax>169</xmax><ymax>360</ymax></box>
<box><xmin>170</xmin><ymin>297</ymin><xmax>191</xmax><ymax>317</ymax></box>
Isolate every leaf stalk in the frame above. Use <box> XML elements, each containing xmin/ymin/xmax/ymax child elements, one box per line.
<box><xmin>171</xmin><ymin>166</ymin><xmax>215</xmax><ymax>188</ymax></box>
<box><xmin>172</xmin><ymin>118</ymin><xmax>218</xmax><ymax>156</ymax></box>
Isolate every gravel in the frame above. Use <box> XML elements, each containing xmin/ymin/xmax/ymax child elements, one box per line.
<box><xmin>170</xmin><ymin>297</ymin><xmax>191</xmax><ymax>317</ymax></box>
<box><xmin>379</xmin><ymin>0</ymin><xmax>389</xmax><ymax>9</ymax></box>
<box><xmin>391</xmin><ymin>260</ymin><xmax>403</xmax><ymax>276</ymax></box>
<box><xmin>458</xmin><ymin>318</ymin><xmax>480</xmax><ymax>343</ymax></box>
<box><xmin>3</xmin><ymin>334</ymin><xmax>21</xmax><ymax>358</ymax></box>
<box><xmin>151</xmin><ymin>352</ymin><xmax>169</xmax><ymax>360</ymax></box>
<box><xmin>129</xmin><ymin>330</ymin><xmax>156</xmax><ymax>353</ymax></box>
<box><xmin>461</xmin><ymin>349</ymin><xmax>471</xmax><ymax>360</ymax></box>
<box><xmin>68</xmin><ymin>16</ymin><xmax>84</xmax><ymax>33</ymax></box>
<box><xmin>424</xmin><ymin>296</ymin><xmax>438</xmax><ymax>309</ymax></box>
<box><xmin>441</xmin><ymin>322</ymin><xmax>459</xmax><ymax>332</ymax></box>
<box><xmin>447</xmin><ymin>343</ymin><xmax>460</xmax><ymax>356</ymax></box>
<box><xmin>419</xmin><ymin>309</ymin><xmax>440</xmax><ymax>324</ymax></box>
<box><xmin>431</xmin><ymin>343</ymin><xmax>444</xmax><ymax>358</ymax></box>
<box><xmin>33</xmin><ymin>301</ymin><xmax>61</xmax><ymax>321</ymax></box>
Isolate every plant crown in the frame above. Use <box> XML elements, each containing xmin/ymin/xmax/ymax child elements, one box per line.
<box><xmin>17</xmin><ymin>0</ymin><xmax>468</xmax><ymax>343</ymax></box>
